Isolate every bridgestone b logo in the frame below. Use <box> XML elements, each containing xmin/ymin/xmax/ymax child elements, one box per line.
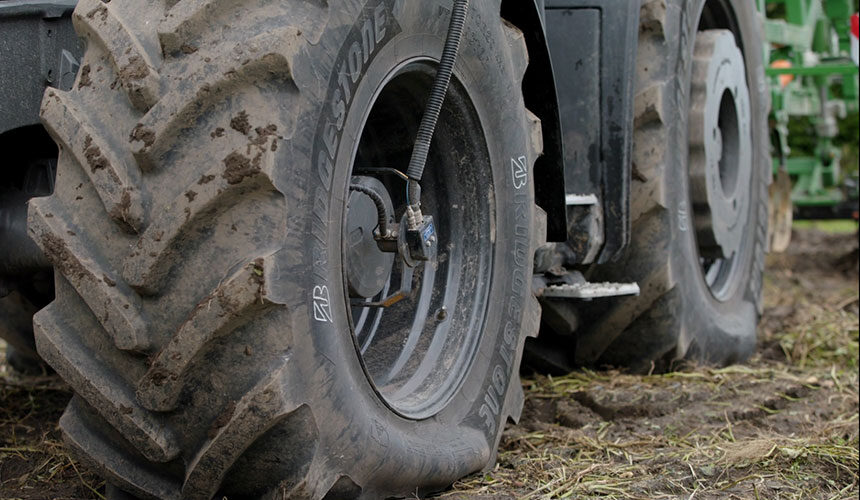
<box><xmin>511</xmin><ymin>156</ymin><xmax>528</xmax><ymax>190</ymax></box>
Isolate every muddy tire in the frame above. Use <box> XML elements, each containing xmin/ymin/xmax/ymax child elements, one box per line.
<box><xmin>573</xmin><ymin>0</ymin><xmax>769</xmax><ymax>371</ymax></box>
<box><xmin>30</xmin><ymin>0</ymin><xmax>544</xmax><ymax>498</ymax></box>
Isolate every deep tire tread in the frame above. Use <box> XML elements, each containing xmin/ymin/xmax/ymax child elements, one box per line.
<box><xmin>136</xmin><ymin>255</ymin><xmax>277</xmax><ymax>412</ymax></box>
<box><xmin>633</xmin><ymin>82</ymin><xmax>666</xmax><ymax>128</ymax></box>
<box><xmin>129</xmin><ymin>29</ymin><xmax>300</xmax><ymax>170</ymax></box>
<box><xmin>159</xmin><ymin>0</ymin><xmax>260</xmax><ymax>54</ymax></box>
<box><xmin>640</xmin><ymin>0</ymin><xmax>668</xmax><ymax>38</ymax></box>
<box><xmin>40</xmin><ymin>89</ymin><xmax>146</xmax><ymax>232</ymax></box>
<box><xmin>123</xmin><ymin>151</ymin><xmax>279</xmax><ymax>295</ymax></box>
<box><xmin>73</xmin><ymin>0</ymin><xmax>164</xmax><ymax>112</ymax></box>
<box><xmin>502</xmin><ymin>20</ymin><xmax>529</xmax><ymax>81</ymax></box>
<box><xmin>28</xmin><ymin>200</ymin><xmax>151</xmax><ymax>351</ymax></box>
<box><xmin>158</xmin><ymin>0</ymin><xmax>328</xmax><ymax>55</ymax></box>
<box><xmin>182</xmin><ymin>366</ymin><xmax>296</xmax><ymax>500</ymax></box>
<box><xmin>61</xmin><ymin>397</ymin><xmax>182</xmax><ymax>500</ymax></box>
<box><xmin>34</xmin><ymin>305</ymin><xmax>180</xmax><ymax>463</ymax></box>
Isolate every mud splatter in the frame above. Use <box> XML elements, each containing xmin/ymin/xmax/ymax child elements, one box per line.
<box><xmin>83</xmin><ymin>136</ymin><xmax>109</xmax><ymax>173</ymax></box>
<box><xmin>222</xmin><ymin>152</ymin><xmax>261</xmax><ymax>185</ymax></box>
<box><xmin>230</xmin><ymin>111</ymin><xmax>252</xmax><ymax>135</ymax></box>
<box><xmin>130</xmin><ymin>124</ymin><xmax>156</xmax><ymax>148</ymax></box>
<box><xmin>198</xmin><ymin>174</ymin><xmax>216</xmax><ymax>185</ymax></box>
<box><xmin>78</xmin><ymin>65</ymin><xmax>92</xmax><ymax>89</ymax></box>
<box><xmin>120</xmin><ymin>56</ymin><xmax>150</xmax><ymax>81</ymax></box>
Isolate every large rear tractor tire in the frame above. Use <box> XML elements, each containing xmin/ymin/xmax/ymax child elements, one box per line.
<box><xmin>30</xmin><ymin>0</ymin><xmax>544</xmax><ymax>498</ymax></box>
<box><xmin>574</xmin><ymin>0</ymin><xmax>770</xmax><ymax>372</ymax></box>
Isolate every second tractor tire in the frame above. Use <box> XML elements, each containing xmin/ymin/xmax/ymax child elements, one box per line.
<box><xmin>574</xmin><ymin>0</ymin><xmax>770</xmax><ymax>372</ymax></box>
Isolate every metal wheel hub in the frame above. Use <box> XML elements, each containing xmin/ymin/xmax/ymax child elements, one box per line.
<box><xmin>689</xmin><ymin>30</ymin><xmax>752</xmax><ymax>260</ymax></box>
<box><xmin>343</xmin><ymin>62</ymin><xmax>495</xmax><ymax>419</ymax></box>
<box><xmin>346</xmin><ymin>176</ymin><xmax>395</xmax><ymax>299</ymax></box>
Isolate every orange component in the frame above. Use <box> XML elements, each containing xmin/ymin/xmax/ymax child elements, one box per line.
<box><xmin>771</xmin><ymin>59</ymin><xmax>794</xmax><ymax>88</ymax></box>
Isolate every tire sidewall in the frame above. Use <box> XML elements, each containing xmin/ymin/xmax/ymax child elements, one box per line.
<box><xmin>667</xmin><ymin>0</ymin><xmax>768</xmax><ymax>363</ymax></box>
<box><xmin>272</xmin><ymin>0</ymin><xmax>535</xmax><ymax>491</ymax></box>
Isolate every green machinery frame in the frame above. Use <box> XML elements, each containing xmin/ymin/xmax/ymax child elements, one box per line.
<box><xmin>758</xmin><ymin>0</ymin><xmax>859</xmax><ymax>217</ymax></box>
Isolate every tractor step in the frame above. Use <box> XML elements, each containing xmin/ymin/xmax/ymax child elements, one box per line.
<box><xmin>539</xmin><ymin>282</ymin><xmax>640</xmax><ymax>299</ymax></box>
<box><xmin>534</xmin><ymin>271</ymin><xmax>640</xmax><ymax>300</ymax></box>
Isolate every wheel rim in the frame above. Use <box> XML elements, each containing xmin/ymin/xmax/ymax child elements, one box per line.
<box><xmin>341</xmin><ymin>60</ymin><xmax>495</xmax><ymax>419</ymax></box>
<box><xmin>688</xmin><ymin>18</ymin><xmax>754</xmax><ymax>301</ymax></box>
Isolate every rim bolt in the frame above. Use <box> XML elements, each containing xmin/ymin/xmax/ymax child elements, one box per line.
<box><xmin>437</xmin><ymin>306</ymin><xmax>448</xmax><ymax>320</ymax></box>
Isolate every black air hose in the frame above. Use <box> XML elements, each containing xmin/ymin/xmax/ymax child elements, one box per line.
<box><xmin>349</xmin><ymin>184</ymin><xmax>391</xmax><ymax>236</ymax></box>
<box><xmin>406</xmin><ymin>0</ymin><xmax>470</xmax><ymax>208</ymax></box>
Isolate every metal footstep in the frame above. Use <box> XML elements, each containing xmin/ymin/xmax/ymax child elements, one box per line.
<box><xmin>538</xmin><ymin>281</ymin><xmax>640</xmax><ymax>300</ymax></box>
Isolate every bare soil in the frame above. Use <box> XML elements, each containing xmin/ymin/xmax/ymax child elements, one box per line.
<box><xmin>1</xmin><ymin>227</ymin><xmax>857</xmax><ymax>499</ymax></box>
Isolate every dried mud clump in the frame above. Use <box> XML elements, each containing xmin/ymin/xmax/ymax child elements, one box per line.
<box><xmin>83</xmin><ymin>136</ymin><xmax>109</xmax><ymax>173</ymax></box>
<box><xmin>78</xmin><ymin>65</ymin><xmax>92</xmax><ymax>89</ymax></box>
<box><xmin>222</xmin><ymin>152</ymin><xmax>262</xmax><ymax>185</ymax></box>
<box><xmin>129</xmin><ymin>124</ymin><xmax>156</xmax><ymax>148</ymax></box>
<box><xmin>85</xmin><ymin>5</ymin><xmax>108</xmax><ymax>21</ymax></box>
<box><xmin>120</xmin><ymin>56</ymin><xmax>150</xmax><ymax>81</ymax></box>
<box><xmin>107</xmin><ymin>189</ymin><xmax>134</xmax><ymax>229</ymax></box>
<box><xmin>198</xmin><ymin>174</ymin><xmax>215</xmax><ymax>185</ymax></box>
<box><xmin>230</xmin><ymin>111</ymin><xmax>252</xmax><ymax>135</ymax></box>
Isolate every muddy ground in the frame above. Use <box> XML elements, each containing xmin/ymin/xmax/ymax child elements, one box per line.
<box><xmin>1</xmin><ymin>226</ymin><xmax>858</xmax><ymax>500</ymax></box>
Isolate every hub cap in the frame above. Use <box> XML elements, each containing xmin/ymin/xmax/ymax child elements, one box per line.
<box><xmin>346</xmin><ymin>176</ymin><xmax>396</xmax><ymax>299</ymax></box>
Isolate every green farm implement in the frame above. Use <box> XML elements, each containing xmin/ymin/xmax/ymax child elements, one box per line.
<box><xmin>759</xmin><ymin>0</ymin><xmax>859</xmax><ymax>251</ymax></box>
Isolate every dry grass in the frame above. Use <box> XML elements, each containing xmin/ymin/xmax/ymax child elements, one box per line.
<box><xmin>442</xmin><ymin>229</ymin><xmax>859</xmax><ymax>500</ymax></box>
<box><xmin>444</xmin><ymin>365</ymin><xmax>858</xmax><ymax>499</ymax></box>
<box><xmin>0</xmin><ymin>359</ymin><xmax>105</xmax><ymax>499</ymax></box>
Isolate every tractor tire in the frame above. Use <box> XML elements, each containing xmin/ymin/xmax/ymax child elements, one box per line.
<box><xmin>574</xmin><ymin>0</ymin><xmax>770</xmax><ymax>372</ymax></box>
<box><xmin>30</xmin><ymin>0</ymin><xmax>544</xmax><ymax>498</ymax></box>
